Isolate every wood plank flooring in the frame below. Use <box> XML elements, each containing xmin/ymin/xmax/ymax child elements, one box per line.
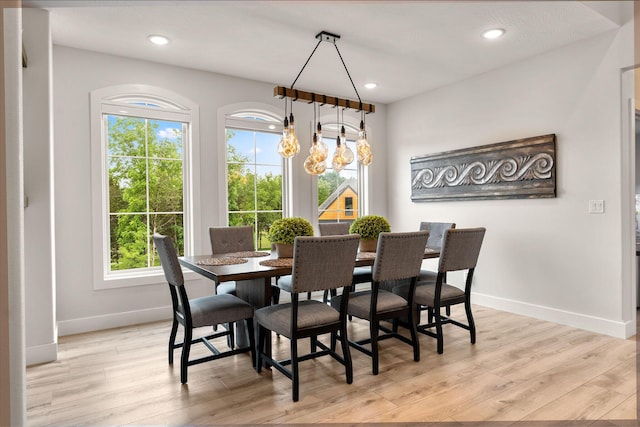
<box><xmin>26</xmin><ymin>301</ymin><xmax>637</xmax><ymax>426</ymax></box>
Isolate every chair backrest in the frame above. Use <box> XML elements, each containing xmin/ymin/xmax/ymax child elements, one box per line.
<box><xmin>153</xmin><ymin>233</ymin><xmax>184</xmax><ymax>288</ymax></box>
<box><xmin>209</xmin><ymin>226</ymin><xmax>254</xmax><ymax>254</ymax></box>
<box><xmin>290</xmin><ymin>234</ymin><xmax>360</xmax><ymax>294</ymax></box>
<box><xmin>318</xmin><ymin>222</ymin><xmax>350</xmax><ymax>236</ymax></box>
<box><xmin>372</xmin><ymin>231</ymin><xmax>430</xmax><ymax>282</ymax></box>
<box><xmin>438</xmin><ymin>228</ymin><xmax>486</xmax><ymax>273</ymax></box>
<box><xmin>419</xmin><ymin>222</ymin><xmax>455</xmax><ymax>249</ymax></box>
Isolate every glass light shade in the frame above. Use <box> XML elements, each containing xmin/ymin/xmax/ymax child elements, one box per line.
<box><xmin>311</xmin><ymin>138</ymin><xmax>328</xmax><ymax>161</ymax></box>
<box><xmin>332</xmin><ymin>143</ymin><xmax>347</xmax><ymax>172</ymax></box>
<box><xmin>277</xmin><ymin>116</ymin><xmax>300</xmax><ymax>158</ymax></box>
<box><xmin>287</xmin><ymin>114</ymin><xmax>300</xmax><ymax>156</ymax></box>
<box><xmin>304</xmin><ymin>155</ymin><xmax>326</xmax><ymax>175</ymax></box>
<box><xmin>342</xmin><ymin>142</ymin><xmax>354</xmax><ymax>165</ymax></box>
<box><xmin>356</xmin><ymin>134</ymin><xmax>373</xmax><ymax>165</ymax></box>
<box><xmin>359</xmin><ymin>148</ymin><xmax>373</xmax><ymax>166</ymax></box>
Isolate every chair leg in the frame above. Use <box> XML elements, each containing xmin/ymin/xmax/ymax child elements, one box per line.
<box><xmin>246</xmin><ymin>318</ymin><xmax>256</xmax><ymax>367</ymax></box>
<box><xmin>256</xmin><ymin>325</ymin><xmax>265</xmax><ymax>373</ymax></box>
<box><xmin>291</xmin><ymin>337</ymin><xmax>299</xmax><ymax>402</ymax></box>
<box><xmin>271</xmin><ymin>285</ymin><xmax>280</xmax><ymax>305</ymax></box>
<box><xmin>370</xmin><ymin>320</ymin><xmax>380</xmax><ymax>375</ymax></box>
<box><xmin>181</xmin><ymin>327</ymin><xmax>192</xmax><ymax>384</ymax></box>
<box><xmin>228</xmin><ymin>322</ymin><xmax>235</xmax><ymax>349</ymax></box>
<box><xmin>408</xmin><ymin>308</ymin><xmax>420</xmax><ymax>362</ymax></box>
<box><xmin>168</xmin><ymin>318</ymin><xmax>178</xmax><ymax>364</ymax></box>
<box><xmin>434</xmin><ymin>307</ymin><xmax>444</xmax><ymax>355</ymax></box>
<box><xmin>340</xmin><ymin>323</ymin><xmax>353</xmax><ymax>384</ymax></box>
<box><xmin>465</xmin><ymin>299</ymin><xmax>476</xmax><ymax>344</ymax></box>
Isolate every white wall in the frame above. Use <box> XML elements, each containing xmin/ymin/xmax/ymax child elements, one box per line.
<box><xmin>387</xmin><ymin>26</ymin><xmax>635</xmax><ymax>337</ymax></box>
<box><xmin>4</xmin><ymin>5</ymin><xmax>26</xmax><ymax>425</ymax></box>
<box><xmin>23</xmin><ymin>9</ymin><xmax>57</xmax><ymax>366</ymax></box>
<box><xmin>50</xmin><ymin>45</ymin><xmax>387</xmax><ymax>339</ymax></box>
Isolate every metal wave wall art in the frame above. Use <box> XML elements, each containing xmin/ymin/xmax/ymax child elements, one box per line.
<box><xmin>410</xmin><ymin>134</ymin><xmax>556</xmax><ymax>202</ymax></box>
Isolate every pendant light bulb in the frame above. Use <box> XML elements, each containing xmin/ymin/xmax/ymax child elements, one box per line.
<box><xmin>304</xmin><ymin>154</ymin><xmax>326</xmax><ymax>175</ymax></box>
<box><xmin>356</xmin><ymin>119</ymin><xmax>372</xmax><ymax>165</ymax></box>
<box><xmin>342</xmin><ymin>142</ymin><xmax>354</xmax><ymax>165</ymax></box>
<box><xmin>288</xmin><ymin>112</ymin><xmax>300</xmax><ymax>156</ymax></box>
<box><xmin>277</xmin><ymin>116</ymin><xmax>294</xmax><ymax>158</ymax></box>
<box><xmin>332</xmin><ymin>135</ymin><xmax>346</xmax><ymax>172</ymax></box>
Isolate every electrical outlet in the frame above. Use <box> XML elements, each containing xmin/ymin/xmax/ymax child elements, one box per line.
<box><xmin>588</xmin><ymin>199</ymin><xmax>604</xmax><ymax>214</ymax></box>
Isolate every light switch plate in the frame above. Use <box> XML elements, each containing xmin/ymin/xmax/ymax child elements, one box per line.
<box><xmin>588</xmin><ymin>199</ymin><xmax>604</xmax><ymax>214</ymax></box>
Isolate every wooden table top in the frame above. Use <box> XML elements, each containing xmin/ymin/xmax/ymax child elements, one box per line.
<box><xmin>179</xmin><ymin>247</ymin><xmax>440</xmax><ymax>284</ymax></box>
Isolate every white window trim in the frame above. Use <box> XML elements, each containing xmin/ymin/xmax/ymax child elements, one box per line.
<box><xmin>90</xmin><ymin>84</ymin><xmax>201</xmax><ymax>289</ymax></box>
<box><xmin>217</xmin><ymin>102</ymin><xmax>290</xmax><ymax>225</ymax></box>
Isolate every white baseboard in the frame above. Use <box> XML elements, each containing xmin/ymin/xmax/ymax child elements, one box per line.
<box><xmin>26</xmin><ymin>342</ymin><xmax>58</xmax><ymax>366</ymax></box>
<box><xmin>472</xmin><ymin>292</ymin><xmax>634</xmax><ymax>339</ymax></box>
<box><xmin>57</xmin><ymin>306</ymin><xmax>172</xmax><ymax>337</ymax></box>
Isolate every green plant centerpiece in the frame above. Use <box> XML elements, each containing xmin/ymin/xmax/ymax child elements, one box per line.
<box><xmin>268</xmin><ymin>217</ymin><xmax>314</xmax><ymax>258</ymax></box>
<box><xmin>349</xmin><ymin>215</ymin><xmax>391</xmax><ymax>252</ymax></box>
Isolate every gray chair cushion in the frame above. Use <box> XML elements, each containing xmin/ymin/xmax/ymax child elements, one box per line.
<box><xmin>393</xmin><ymin>282</ymin><xmax>465</xmax><ymax>307</ymax></box>
<box><xmin>216</xmin><ymin>281</ymin><xmax>237</xmax><ymax>295</ymax></box>
<box><xmin>189</xmin><ymin>294</ymin><xmax>254</xmax><ymax>328</ymax></box>
<box><xmin>418</xmin><ymin>269</ymin><xmax>437</xmax><ymax>283</ymax></box>
<box><xmin>255</xmin><ymin>300</ymin><xmax>340</xmax><ymax>338</ymax></box>
<box><xmin>277</xmin><ymin>275</ymin><xmax>293</xmax><ymax>293</ymax></box>
<box><xmin>332</xmin><ymin>290</ymin><xmax>409</xmax><ymax>319</ymax></box>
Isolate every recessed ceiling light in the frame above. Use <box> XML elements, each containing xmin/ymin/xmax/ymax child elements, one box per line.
<box><xmin>148</xmin><ymin>35</ymin><xmax>170</xmax><ymax>46</ymax></box>
<box><xmin>268</xmin><ymin>124</ymin><xmax>276</xmax><ymax>130</ymax></box>
<box><xmin>482</xmin><ymin>28</ymin><xmax>505</xmax><ymax>40</ymax></box>
<box><xmin>364</xmin><ymin>82</ymin><xmax>377</xmax><ymax>89</ymax></box>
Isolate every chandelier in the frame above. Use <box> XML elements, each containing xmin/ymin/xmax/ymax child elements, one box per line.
<box><xmin>274</xmin><ymin>31</ymin><xmax>375</xmax><ymax>175</ymax></box>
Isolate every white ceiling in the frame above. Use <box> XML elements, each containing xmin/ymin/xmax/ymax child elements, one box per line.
<box><xmin>27</xmin><ymin>1</ymin><xmax>628</xmax><ymax>105</ymax></box>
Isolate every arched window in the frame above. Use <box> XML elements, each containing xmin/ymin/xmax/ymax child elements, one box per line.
<box><xmin>224</xmin><ymin>109</ymin><xmax>285</xmax><ymax>249</ymax></box>
<box><xmin>90</xmin><ymin>84</ymin><xmax>199</xmax><ymax>288</ymax></box>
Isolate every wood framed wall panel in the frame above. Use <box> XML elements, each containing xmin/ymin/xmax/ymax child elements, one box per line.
<box><xmin>410</xmin><ymin>134</ymin><xmax>556</xmax><ymax>202</ymax></box>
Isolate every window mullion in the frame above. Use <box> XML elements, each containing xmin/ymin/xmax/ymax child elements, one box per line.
<box><xmin>145</xmin><ymin>119</ymin><xmax>152</xmax><ymax>268</ymax></box>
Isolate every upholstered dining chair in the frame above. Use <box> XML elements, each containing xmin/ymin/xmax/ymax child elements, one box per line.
<box><xmin>255</xmin><ymin>234</ymin><xmax>360</xmax><ymax>402</ymax></box>
<box><xmin>393</xmin><ymin>227</ymin><xmax>486</xmax><ymax>354</ymax></box>
<box><xmin>418</xmin><ymin>222</ymin><xmax>455</xmax><ymax>282</ymax></box>
<box><xmin>209</xmin><ymin>226</ymin><xmax>280</xmax><ymax>305</ymax></box>
<box><xmin>418</xmin><ymin>222</ymin><xmax>456</xmax><ymax>317</ymax></box>
<box><xmin>318</xmin><ymin>222</ymin><xmax>373</xmax><ymax>301</ymax></box>
<box><xmin>331</xmin><ymin>231</ymin><xmax>429</xmax><ymax>375</ymax></box>
<box><xmin>153</xmin><ymin>233</ymin><xmax>255</xmax><ymax>384</ymax></box>
<box><xmin>318</xmin><ymin>222</ymin><xmax>350</xmax><ymax>236</ymax></box>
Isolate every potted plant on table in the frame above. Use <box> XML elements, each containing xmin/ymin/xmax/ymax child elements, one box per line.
<box><xmin>268</xmin><ymin>217</ymin><xmax>314</xmax><ymax>258</ymax></box>
<box><xmin>349</xmin><ymin>215</ymin><xmax>391</xmax><ymax>252</ymax></box>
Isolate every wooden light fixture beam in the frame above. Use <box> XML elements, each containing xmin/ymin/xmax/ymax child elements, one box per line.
<box><xmin>274</xmin><ymin>86</ymin><xmax>375</xmax><ymax>114</ymax></box>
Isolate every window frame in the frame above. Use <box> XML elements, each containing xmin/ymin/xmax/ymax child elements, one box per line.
<box><xmin>90</xmin><ymin>84</ymin><xmax>200</xmax><ymax>289</ymax></box>
<box><xmin>218</xmin><ymin>103</ymin><xmax>291</xmax><ymax>236</ymax></box>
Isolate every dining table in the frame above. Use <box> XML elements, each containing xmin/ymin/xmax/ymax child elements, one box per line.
<box><xmin>178</xmin><ymin>246</ymin><xmax>441</xmax><ymax>362</ymax></box>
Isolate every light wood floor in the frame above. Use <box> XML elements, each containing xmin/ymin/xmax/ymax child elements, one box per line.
<box><xmin>26</xmin><ymin>301</ymin><xmax>637</xmax><ymax>426</ymax></box>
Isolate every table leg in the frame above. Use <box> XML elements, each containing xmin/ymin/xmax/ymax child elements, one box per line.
<box><xmin>235</xmin><ymin>277</ymin><xmax>273</xmax><ymax>368</ymax></box>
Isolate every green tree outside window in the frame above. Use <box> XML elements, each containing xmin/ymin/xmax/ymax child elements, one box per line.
<box><xmin>107</xmin><ymin>116</ymin><xmax>185</xmax><ymax>271</ymax></box>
